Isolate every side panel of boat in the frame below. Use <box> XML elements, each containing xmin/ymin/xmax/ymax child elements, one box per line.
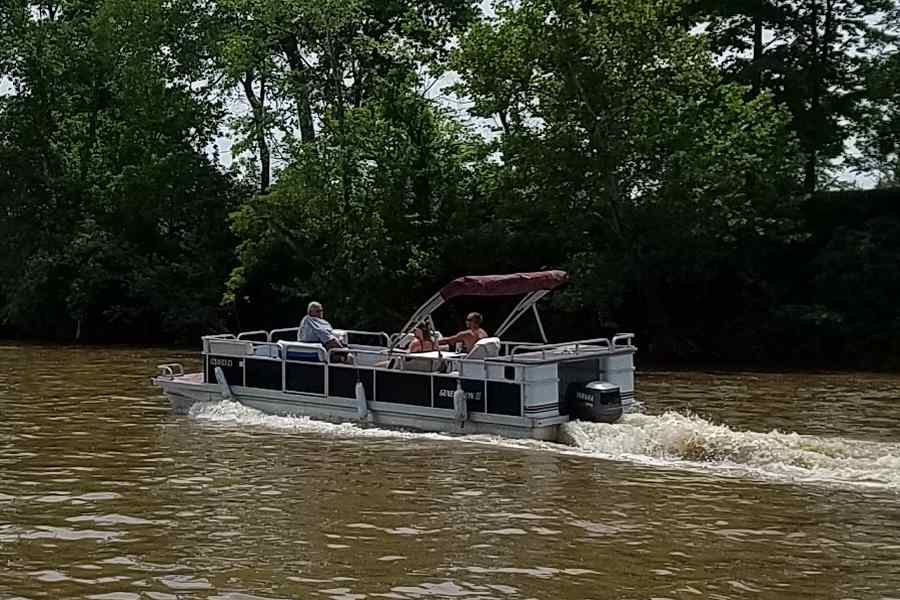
<box><xmin>606</xmin><ymin>353</ymin><xmax>636</xmax><ymax>403</ymax></box>
<box><xmin>432</xmin><ymin>376</ymin><xmax>485</xmax><ymax>413</ymax></box>
<box><xmin>286</xmin><ymin>361</ymin><xmax>326</xmax><ymax>395</ymax></box>
<box><xmin>155</xmin><ymin>373</ymin><xmax>563</xmax><ymax>440</ymax></box>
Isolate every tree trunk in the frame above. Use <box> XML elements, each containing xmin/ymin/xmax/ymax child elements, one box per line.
<box><xmin>242</xmin><ymin>72</ymin><xmax>270</xmax><ymax>193</ymax></box>
<box><xmin>805</xmin><ymin>0</ymin><xmax>821</xmax><ymax>194</ymax></box>
<box><xmin>279</xmin><ymin>35</ymin><xmax>316</xmax><ymax>144</ymax></box>
<box><xmin>751</xmin><ymin>2</ymin><xmax>763</xmax><ymax>97</ymax></box>
<box><xmin>804</xmin><ymin>152</ymin><xmax>817</xmax><ymax>194</ymax></box>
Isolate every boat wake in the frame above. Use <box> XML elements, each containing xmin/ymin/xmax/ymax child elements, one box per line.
<box><xmin>560</xmin><ymin>412</ymin><xmax>900</xmax><ymax>489</ymax></box>
<box><xmin>187</xmin><ymin>400</ymin><xmax>445</xmax><ymax>440</ymax></box>
<box><xmin>187</xmin><ymin>401</ymin><xmax>900</xmax><ymax>490</ymax></box>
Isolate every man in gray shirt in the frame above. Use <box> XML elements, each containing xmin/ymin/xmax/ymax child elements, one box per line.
<box><xmin>299</xmin><ymin>301</ymin><xmax>351</xmax><ymax>362</ymax></box>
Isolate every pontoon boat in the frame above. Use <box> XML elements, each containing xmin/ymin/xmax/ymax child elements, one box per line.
<box><xmin>152</xmin><ymin>271</ymin><xmax>637</xmax><ymax>440</ymax></box>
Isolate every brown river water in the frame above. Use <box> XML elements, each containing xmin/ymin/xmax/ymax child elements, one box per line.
<box><xmin>2</xmin><ymin>344</ymin><xmax>900</xmax><ymax>599</ymax></box>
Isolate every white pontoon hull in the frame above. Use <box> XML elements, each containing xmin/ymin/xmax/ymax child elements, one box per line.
<box><xmin>154</xmin><ymin>374</ymin><xmax>577</xmax><ymax>440</ymax></box>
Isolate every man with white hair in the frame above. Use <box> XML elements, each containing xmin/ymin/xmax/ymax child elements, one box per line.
<box><xmin>298</xmin><ymin>301</ymin><xmax>351</xmax><ymax>362</ymax></box>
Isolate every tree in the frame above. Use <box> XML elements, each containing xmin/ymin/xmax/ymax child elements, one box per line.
<box><xmin>211</xmin><ymin>0</ymin><xmax>479</xmax><ymax>191</ymax></box>
<box><xmin>452</xmin><ymin>0</ymin><xmax>803</xmax><ymax>355</ymax></box>
<box><xmin>694</xmin><ymin>0</ymin><xmax>898</xmax><ymax>192</ymax></box>
<box><xmin>0</xmin><ymin>0</ymin><xmax>240</xmax><ymax>341</ymax></box>
<box><xmin>226</xmin><ymin>91</ymin><xmax>484</xmax><ymax>329</ymax></box>
<box><xmin>854</xmin><ymin>44</ymin><xmax>900</xmax><ymax>186</ymax></box>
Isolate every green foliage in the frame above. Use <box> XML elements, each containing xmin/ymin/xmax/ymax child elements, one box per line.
<box><xmin>227</xmin><ymin>92</ymin><xmax>482</xmax><ymax>327</ymax></box>
<box><xmin>452</xmin><ymin>0</ymin><xmax>803</xmax><ymax>353</ymax></box>
<box><xmin>210</xmin><ymin>0</ymin><xmax>479</xmax><ymax>188</ymax></box>
<box><xmin>0</xmin><ymin>0</ymin><xmax>239</xmax><ymax>341</ymax></box>
<box><xmin>693</xmin><ymin>0</ymin><xmax>900</xmax><ymax>191</ymax></box>
<box><xmin>854</xmin><ymin>48</ymin><xmax>900</xmax><ymax>185</ymax></box>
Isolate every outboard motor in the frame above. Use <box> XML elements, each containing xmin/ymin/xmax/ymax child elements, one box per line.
<box><xmin>567</xmin><ymin>381</ymin><xmax>623</xmax><ymax>423</ymax></box>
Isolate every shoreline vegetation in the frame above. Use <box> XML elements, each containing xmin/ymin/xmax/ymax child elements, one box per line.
<box><xmin>2</xmin><ymin>0</ymin><xmax>899</xmax><ymax>370</ymax></box>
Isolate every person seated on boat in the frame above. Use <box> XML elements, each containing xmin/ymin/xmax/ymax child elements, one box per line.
<box><xmin>374</xmin><ymin>322</ymin><xmax>437</xmax><ymax>369</ymax></box>
<box><xmin>438</xmin><ymin>312</ymin><xmax>488</xmax><ymax>353</ymax></box>
<box><xmin>408</xmin><ymin>322</ymin><xmax>438</xmax><ymax>353</ymax></box>
<box><xmin>299</xmin><ymin>301</ymin><xmax>352</xmax><ymax>363</ymax></box>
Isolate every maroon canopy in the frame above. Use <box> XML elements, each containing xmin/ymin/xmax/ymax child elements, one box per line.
<box><xmin>439</xmin><ymin>270</ymin><xmax>569</xmax><ymax>300</ymax></box>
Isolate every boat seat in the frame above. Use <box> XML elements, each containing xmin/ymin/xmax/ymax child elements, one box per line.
<box><xmin>466</xmin><ymin>337</ymin><xmax>501</xmax><ymax>360</ymax></box>
<box><xmin>401</xmin><ymin>357</ymin><xmax>436</xmax><ymax>372</ymax></box>
<box><xmin>278</xmin><ymin>341</ymin><xmax>326</xmax><ymax>363</ymax></box>
<box><xmin>250</xmin><ymin>343</ymin><xmax>281</xmax><ymax>359</ymax></box>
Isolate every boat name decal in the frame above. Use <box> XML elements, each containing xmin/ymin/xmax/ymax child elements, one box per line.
<box><xmin>210</xmin><ymin>358</ymin><xmax>234</xmax><ymax>368</ymax></box>
<box><xmin>438</xmin><ymin>388</ymin><xmax>482</xmax><ymax>401</ymax></box>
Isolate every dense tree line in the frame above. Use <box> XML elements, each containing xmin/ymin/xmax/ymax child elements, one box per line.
<box><xmin>1</xmin><ymin>0</ymin><xmax>898</xmax><ymax>368</ymax></box>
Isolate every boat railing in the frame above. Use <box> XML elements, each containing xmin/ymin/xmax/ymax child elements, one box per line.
<box><xmin>510</xmin><ymin>337</ymin><xmax>608</xmax><ymax>356</ymax></box>
<box><xmin>264</xmin><ymin>327</ymin><xmax>390</xmax><ymax>346</ymax></box>
<box><xmin>202</xmin><ymin>334</ymin><xmax>241</xmax><ymax>355</ymax></box>
<box><xmin>611</xmin><ymin>333</ymin><xmax>635</xmax><ymax>348</ymax></box>
<box><xmin>498</xmin><ymin>335</ymin><xmax>636</xmax><ymax>362</ymax></box>
<box><xmin>499</xmin><ymin>340</ymin><xmax>541</xmax><ymax>355</ymax></box>
<box><xmin>248</xmin><ymin>340</ymin><xmax>283</xmax><ymax>359</ymax></box>
<box><xmin>268</xmin><ymin>327</ymin><xmax>299</xmax><ymax>342</ymax></box>
<box><xmin>237</xmin><ymin>330</ymin><xmax>268</xmax><ymax>341</ymax></box>
<box><xmin>201</xmin><ymin>327</ymin><xmax>391</xmax><ymax>347</ymax></box>
<box><xmin>341</xmin><ymin>330</ymin><xmax>391</xmax><ymax>347</ymax></box>
<box><xmin>156</xmin><ymin>363</ymin><xmax>184</xmax><ymax>378</ymax></box>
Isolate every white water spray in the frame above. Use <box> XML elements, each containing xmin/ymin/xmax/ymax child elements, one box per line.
<box><xmin>188</xmin><ymin>401</ymin><xmax>900</xmax><ymax>489</ymax></box>
<box><xmin>561</xmin><ymin>412</ymin><xmax>900</xmax><ymax>488</ymax></box>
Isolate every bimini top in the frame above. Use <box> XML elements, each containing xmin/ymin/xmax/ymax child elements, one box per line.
<box><xmin>439</xmin><ymin>270</ymin><xmax>569</xmax><ymax>300</ymax></box>
<box><xmin>393</xmin><ymin>270</ymin><xmax>569</xmax><ymax>347</ymax></box>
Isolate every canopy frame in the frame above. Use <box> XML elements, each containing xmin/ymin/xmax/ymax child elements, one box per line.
<box><xmin>392</xmin><ymin>271</ymin><xmax>567</xmax><ymax>350</ymax></box>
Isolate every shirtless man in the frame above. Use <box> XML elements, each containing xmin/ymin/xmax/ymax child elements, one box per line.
<box><xmin>439</xmin><ymin>312</ymin><xmax>488</xmax><ymax>353</ymax></box>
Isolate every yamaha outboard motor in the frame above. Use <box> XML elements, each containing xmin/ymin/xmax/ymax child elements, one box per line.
<box><xmin>566</xmin><ymin>381</ymin><xmax>623</xmax><ymax>423</ymax></box>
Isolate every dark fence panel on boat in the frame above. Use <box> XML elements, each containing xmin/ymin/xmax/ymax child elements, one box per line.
<box><xmin>487</xmin><ymin>382</ymin><xmax>522</xmax><ymax>416</ymax></box>
<box><xmin>329</xmin><ymin>366</ymin><xmax>375</xmax><ymax>400</ymax></box>
<box><xmin>206</xmin><ymin>355</ymin><xmax>244</xmax><ymax>387</ymax></box>
<box><xmin>246</xmin><ymin>358</ymin><xmax>282</xmax><ymax>391</ymax></box>
<box><xmin>432</xmin><ymin>377</ymin><xmax>486</xmax><ymax>413</ymax></box>
<box><xmin>375</xmin><ymin>371</ymin><xmax>432</xmax><ymax>407</ymax></box>
<box><xmin>286</xmin><ymin>362</ymin><xmax>325</xmax><ymax>395</ymax></box>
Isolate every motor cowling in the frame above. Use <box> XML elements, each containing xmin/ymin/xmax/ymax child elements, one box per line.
<box><xmin>569</xmin><ymin>381</ymin><xmax>623</xmax><ymax>423</ymax></box>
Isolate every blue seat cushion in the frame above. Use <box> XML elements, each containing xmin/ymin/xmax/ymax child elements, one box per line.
<box><xmin>286</xmin><ymin>350</ymin><xmax>321</xmax><ymax>362</ymax></box>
